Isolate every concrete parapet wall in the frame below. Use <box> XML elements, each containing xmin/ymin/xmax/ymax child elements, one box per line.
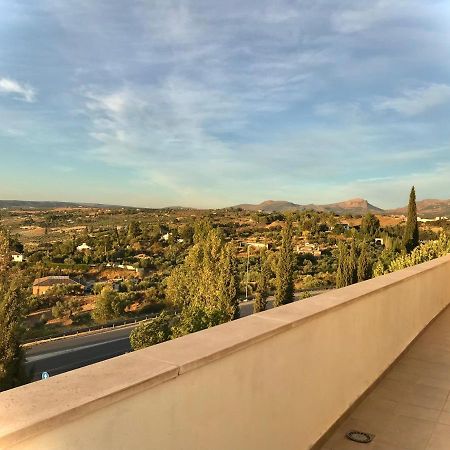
<box><xmin>1</xmin><ymin>256</ymin><xmax>450</xmax><ymax>449</ymax></box>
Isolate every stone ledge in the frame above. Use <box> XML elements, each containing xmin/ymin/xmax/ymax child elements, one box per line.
<box><xmin>1</xmin><ymin>255</ymin><xmax>449</xmax><ymax>448</ymax></box>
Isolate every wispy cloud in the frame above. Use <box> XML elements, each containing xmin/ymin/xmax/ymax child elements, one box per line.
<box><xmin>0</xmin><ymin>77</ymin><xmax>36</xmax><ymax>102</ymax></box>
<box><xmin>1</xmin><ymin>1</ymin><xmax>450</xmax><ymax>206</ymax></box>
<box><xmin>375</xmin><ymin>84</ymin><xmax>450</xmax><ymax>116</ymax></box>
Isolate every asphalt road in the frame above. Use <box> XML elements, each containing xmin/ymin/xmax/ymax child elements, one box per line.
<box><xmin>25</xmin><ymin>292</ymin><xmax>326</xmax><ymax>381</ymax></box>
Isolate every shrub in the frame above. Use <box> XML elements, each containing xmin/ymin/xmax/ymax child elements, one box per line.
<box><xmin>129</xmin><ymin>311</ymin><xmax>172</xmax><ymax>350</ymax></box>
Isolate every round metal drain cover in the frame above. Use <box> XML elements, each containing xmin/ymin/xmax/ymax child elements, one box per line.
<box><xmin>346</xmin><ymin>430</ymin><xmax>374</xmax><ymax>443</ymax></box>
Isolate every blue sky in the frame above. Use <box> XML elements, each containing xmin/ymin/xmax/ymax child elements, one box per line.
<box><xmin>1</xmin><ymin>0</ymin><xmax>450</xmax><ymax>208</ymax></box>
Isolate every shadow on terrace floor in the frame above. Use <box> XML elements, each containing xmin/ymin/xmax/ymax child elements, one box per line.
<box><xmin>321</xmin><ymin>306</ymin><xmax>450</xmax><ymax>450</ymax></box>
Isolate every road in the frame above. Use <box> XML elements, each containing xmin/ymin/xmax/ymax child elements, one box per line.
<box><xmin>25</xmin><ymin>292</ymin><xmax>326</xmax><ymax>381</ymax></box>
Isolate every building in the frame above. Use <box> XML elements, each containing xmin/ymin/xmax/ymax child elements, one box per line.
<box><xmin>11</xmin><ymin>252</ymin><xmax>24</xmax><ymax>263</ymax></box>
<box><xmin>76</xmin><ymin>243</ymin><xmax>92</xmax><ymax>251</ymax></box>
<box><xmin>32</xmin><ymin>276</ymin><xmax>82</xmax><ymax>296</ymax></box>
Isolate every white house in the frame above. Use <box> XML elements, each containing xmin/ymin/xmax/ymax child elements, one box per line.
<box><xmin>76</xmin><ymin>243</ymin><xmax>92</xmax><ymax>251</ymax></box>
<box><xmin>11</xmin><ymin>252</ymin><xmax>24</xmax><ymax>263</ymax></box>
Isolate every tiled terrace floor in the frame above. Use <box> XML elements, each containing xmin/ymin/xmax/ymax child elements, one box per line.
<box><xmin>321</xmin><ymin>306</ymin><xmax>450</xmax><ymax>450</ymax></box>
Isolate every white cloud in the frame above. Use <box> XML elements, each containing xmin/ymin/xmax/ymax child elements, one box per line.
<box><xmin>374</xmin><ymin>84</ymin><xmax>450</xmax><ymax>116</ymax></box>
<box><xmin>331</xmin><ymin>0</ymin><xmax>409</xmax><ymax>34</ymax></box>
<box><xmin>0</xmin><ymin>77</ymin><xmax>36</xmax><ymax>102</ymax></box>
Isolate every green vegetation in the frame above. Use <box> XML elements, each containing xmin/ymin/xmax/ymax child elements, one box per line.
<box><xmin>374</xmin><ymin>234</ymin><xmax>450</xmax><ymax>276</ymax></box>
<box><xmin>130</xmin><ymin>312</ymin><xmax>172</xmax><ymax>350</ymax></box>
<box><xmin>167</xmin><ymin>223</ymin><xmax>239</xmax><ymax>338</ymax></box>
<box><xmin>92</xmin><ymin>286</ymin><xmax>127</xmax><ymax>323</ymax></box>
<box><xmin>361</xmin><ymin>213</ymin><xmax>380</xmax><ymax>237</ymax></box>
<box><xmin>254</xmin><ymin>251</ymin><xmax>271</xmax><ymax>313</ymax></box>
<box><xmin>274</xmin><ymin>219</ymin><xmax>295</xmax><ymax>306</ymax></box>
<box><xmin>0</xmin><ymin>186</ymin><xmax>448</xmax><ymax>376</ymax></box>
<box><xmin>403</xmin><ymin>186</ymin><xmax>419</xmax><ymax>252</ymax></box>
<box><xmin>0</xmin><ymin>280</ymin><xmax>27</xmax><ymax>391</ymax></box>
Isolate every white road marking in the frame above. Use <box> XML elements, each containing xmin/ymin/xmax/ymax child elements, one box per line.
<box><xmin>25</xmin><ymin>337</ymin><xmax>129</xmax><ymax>363</ymax></box>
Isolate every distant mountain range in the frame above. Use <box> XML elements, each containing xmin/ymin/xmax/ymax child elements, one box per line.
<box><xmin>234</xmin><ymin>198</ymin><xmax>383</xmax><ymax>215</ymax></box>
<box><xmin>0</xmin><ymin>200</ymin><xmax>125</xmax><ymax>209</ymax></box>
<box><xmin>1</xmin><ymin>198</ymin><xmax>450</xmax><ymax>218</ymax></box>
<box><xmin>233</xmin><ymin>198</ymin><xmax>450</xmax><ymax>217</ymax></box>
<box><xmin>388</xmin><ymin>199</ymin><xmax>450</xmax><ymax>218</ymax></box>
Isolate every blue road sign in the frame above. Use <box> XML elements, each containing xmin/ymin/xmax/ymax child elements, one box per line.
<box><xmin>41</xmin><ymin>371</ymin><xmax>50</xmax><ymax>380</ymax></box>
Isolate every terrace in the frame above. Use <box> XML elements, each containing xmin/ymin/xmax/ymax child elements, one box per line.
<box><xmin>1</xmin><ymin>255</ymin><xmax>450</xmax><ymax>449</ymax></box>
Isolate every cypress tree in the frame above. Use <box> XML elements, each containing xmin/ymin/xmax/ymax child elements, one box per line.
<box><xmin>0</xmin><ymin>280</ymin><xmax>27</xmax><ymax>391</ymax></box>
<box><xmin>336</xmin><ymin>242</ymin><xmax>349</xmax><ymax>288</ymax></box>
<box><xmin>275</xmin><ymin>220</ymin><xmax>295</xmax><ymax>306</ymax></box>
<box><xmin>336</xmin><ymin>241</ymin><xmax>359</xmax><ymax>287</ymax></box>
<box><xmin>218</xmin><ymin>244</ymin><xmax>240</xmax><ymax>320</ymax></box>
<box><xmin>357</xmin><ymin>241</ymin><xmax>372</xmax><ymax>282</ymax></box>
<box><xmin>0</xmin><ymin>228</ymin><xmax>11</xmax><ymax>273</ymax></box>
<box><xmin>254</xmin><ymin>251</ymin><xmax>271</xmax><ymax>313</ymax></box>
<box><xmin>403</xmin><ymin>186</ymin><xmax>419</xmax><ymax>253</ymax></box>
<box><xmin>349</xmin><ymin>241</ymin><xmax>358</xmax><ymax>284</ymax></box>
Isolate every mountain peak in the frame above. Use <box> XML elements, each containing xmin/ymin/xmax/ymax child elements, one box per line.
<box><xmin>233</xmin><ymin>198</ymin><xmax>383</xmax><ymax>214</ymax></box>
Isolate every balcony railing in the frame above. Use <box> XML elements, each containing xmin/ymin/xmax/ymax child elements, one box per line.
<box><xmin>1</xmin><ymin>255</ymin><xmax>450</xmax><ymax>450</ymax></box>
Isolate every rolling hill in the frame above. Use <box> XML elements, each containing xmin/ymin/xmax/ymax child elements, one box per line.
<box><xmin>0</xmin><ymin>200</ymin><xmax>126</xmax><ymax>209</ymax></box>
<box><xmin>389</xmin><ymin>199</ymin><xmax>450</xmax><ymax>218</ymax></box>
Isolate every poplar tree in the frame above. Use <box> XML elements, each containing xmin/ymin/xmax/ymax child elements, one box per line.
<box><xmin>349</xmin><ymin>241</ymin><xmax>358</xmax><ymax>284</ymax></box>
<box><xmin>166</xmin><ymin>226</ymin><xmax>240</xmax><ymax>338</ymax></box>
<box><xmin>275</xmin><ymin>220</ymin><xmax>295</xmax><ymax>306</ymax></box>
<box><xmin>254</xmin><ymin>251</ymin><xmax>271</xmax><ymax>313</ymax></box>
<box><xmin>336</xmin><ymin>241</ymin><xmax>359</xmax><ymax>287</ymax></box>
<box><xmin>336</xmin><ymin>242</ymin><xmax>350</xmax><ymax>288</ymax></box>
<box><xmin>403</xmin><ymin>186</ymin><xmax>419</xmax><ymax>253</ymax></box>
<box><xmin>357</xmin><ymin>241</ymin><xmax>372</xmax><ymax>282</ymax></box>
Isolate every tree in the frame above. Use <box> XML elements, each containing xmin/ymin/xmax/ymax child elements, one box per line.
<box><xmin>349</xmin><ymin>241</ymin><xmax>358</xmax><ymax>284</ymax></box>
<box><xmin>403</xmin><ymin>186</ymin><xmax>419</xmax><ymax>253</ymax></box>
<box><xmin>357</xmin><ymin>241</ymin><xmax>372</xmax><ymax>281</ymax></box>
<box><xmin>218</xmin><ymin>244</ymin><xmax>240</xmax><ymax>320</ymax></box>
<box><xmin>254</xmin><ymin>251</ymin><xmax>271</xmax><ymax>313</ymax></box>
<box><xmin>0</xmin><ymin>279</ymin><xmax>27</xmax><ymax>391</ymax></box>
<box><xmin>130</xmin><ymin>312</ymin><xmax>172</xmax><ymax>350</ymax></box>
<box><xmin>51</xmin><ymin>299</ymin><xmax>82</xmax><ymax>320</ymax></box>
<box><xmin>361</xmin><ymin>213</ymin><xmax>380</xmax><ymax>237</ymax></box>
<box><xmin>165</xmin><ymin>225</ymin><xmax>239</xmax><ymax>338</ymax></box>
<box><xmin>0</xmin><ymin>227</ymin><xmax>11</xmax><ymax>273</ymax></box>
<box><xmin>92</xmin><ymin>286</ymin><xmax>126</xmax><ymax>323</ymax></box>
<box><xmin>375</xmin><ymin>234</ymin><xmax>450</xmax><ymax>276</ymax></box>
<box><xmin>274</xmin><ymin>220</ymin><xmax>295</xmax><ymax>306</ymax></box>
<box><xmin>128</xmin><ymin>220</ymin><xmax>141</xmax><ymax>241</ymax></box>
<box><xmin>336</xmin><ymin>242</ymin><xmax>350</xmax><ymax>288</ymax></box>
<box><xmin>336</xmin><ymin>241</ymin><xmax>358</xmax><ymax>287</ymax></box>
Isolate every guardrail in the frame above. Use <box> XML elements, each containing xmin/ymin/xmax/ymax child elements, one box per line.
<box><xmin>21</xmin><ymin>313</ymin><xmax>156</xmax><ymax>345</ymax></box>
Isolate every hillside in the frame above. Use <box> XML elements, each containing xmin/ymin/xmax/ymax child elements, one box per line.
<box><xmin>233</xmin><ymin>198</ymin><xmax>384</xmax><ymax>215</ymax></box>
<box><xmin>389</xmin><ymin>199</ymin><xmax>450</xmax><ymax>218</ymax></box>
<box><xmin>234</xmin><ymin>200</ymin><xmax>302</xmax><ymax>212</ymax></box>
<box><xmin>0</xmin><ymin>200</ymin><xmax>127</xmax><ymax>210</ymax></box>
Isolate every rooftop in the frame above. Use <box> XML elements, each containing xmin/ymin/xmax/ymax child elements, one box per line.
<box><xmin>32</xmin><ymin>276</ymin><xmax>80</xmax><ymax>287</ymax></box>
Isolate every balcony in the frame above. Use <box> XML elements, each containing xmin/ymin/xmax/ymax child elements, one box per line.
<box><xmin>1</xmin><ymin>255</ymin><xmax>450</xmax><ymax>450</ymax></box>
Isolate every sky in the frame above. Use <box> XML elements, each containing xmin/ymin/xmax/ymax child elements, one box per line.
<box><xmin>1</xmin><ymin>0</ymin><xmax>450</xmax><ymax>209</ymax></box>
